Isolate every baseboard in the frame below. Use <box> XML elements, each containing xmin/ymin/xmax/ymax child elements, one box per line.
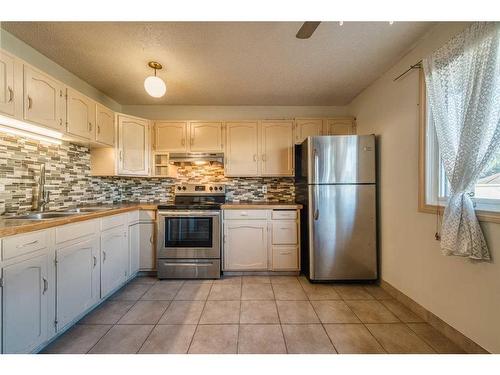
<box><xmin>380</xmin><ymin>279</ymin><xmax>489</xmax><ymax>354</ymax></box>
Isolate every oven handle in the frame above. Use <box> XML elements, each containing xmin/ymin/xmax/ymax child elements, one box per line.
<box><xmin>158</xmin><ymin>211</ymin><xmax>221</xmax><ymax>216</ymax></box>
<box><xmin>161</xmin><ymin>262</ymin><xmax>215</xmax><ymax>267</ymax></box>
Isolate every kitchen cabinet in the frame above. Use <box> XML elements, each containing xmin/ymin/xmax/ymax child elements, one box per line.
<box><xmin>225</xmin><ymin>121</ymin><xmax>260</xmax><ymax>177</ymax></box>
<box><xmin>1</xmin><ymin>253</ymin><xmax>49</xmax><ymax>354</ymax></box>
<box><xmin>95</xmin><ymin>103</ymin><xmax>115</xmax><ymax>146</ymax></box>
<box><xmin>154</xmin><ymin>121</ymin><xmax>188</xmax><ymax>152</ymax></box>
<box><xmin>100</xmin><ymin>226</ymin><xmax>128</xmax><ymax>297</ymax></box>
<box><xmin>295</xmin><ymin>118</ymin><xmax>324</xmax><ymax>144</ymax></box>
<box><xmin>139</xmin><ymin>222</ymin><xmax>155</xmax><ymax>271</ymax></box>
<box><xmin>0</xmin><ymin>50</ymin><xmax>16</xmax><ymax>117</ymax></box>
<box><xmin>189</xmin><ymin>121</ymin><xmax>223</xmax><ymax>152</ymax></box>
<box><xmin>128</xmin><ymin>209</ymin><xmax>155</xmax><ymax>272</ymax></box>
<box><xmin>260</xmin><ymin>120</ymin><xmax>294</xmax><ymax>176</ymax></box>
<box><xmin>117</xmin><ymin>114</ymin><xmax>150</xmax><ymax>176</ymax></box>
<box><xmin>23</xmin><ymin>65</ymin><xmax>65</xmax><ymax>132</ymax></box>
<box><xmin>224</xmin><ymin>220</ymin><xmax>268</xmax><ymax>271</ymax></box>
<box><xmin>66</xmin><ymin>88</ymin><xmax>95</xmax><ymax>140</ymax></box>
<box><xmin>128</xmin><ymin>222</ymin><xmax>141</xmax><ymax>275</ymax></box>
<box><xmin>327</xmin><ymin>117</ymin><xmax>356</xmax><ymax>135</ymax></box>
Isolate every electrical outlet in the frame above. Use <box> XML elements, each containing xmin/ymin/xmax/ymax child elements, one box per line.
<box><xmin>262</xmin><ymin>185</ymin><xmax>268</xmax><ymax>194</ymax></box>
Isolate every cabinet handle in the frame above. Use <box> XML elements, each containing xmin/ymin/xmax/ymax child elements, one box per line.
<box><xmin>60</xmin><ymin>118</ymin><xmax>63</xmax><ymax>127</ymax></box>
<box><xmin>102</xmin><ymin>251</ymin><xmax>107</xmax><ymax>262</ymax></box>
<box><xmin>150</xmin><ymin>235</ymin><xmax>153</xmax><ymax>244</ymax></box>
<box><xmin>8</xmin><ymin>86</ymin><xmax>14</xmax><ymax>103</ymax></box>
<box><xmin>88</xmin><ymin>122</ymin><xmax>92</xmax><ymax>132</ymax></box>
<box><xmin>42</xmin><ymin>277</ymin><xmax>48</xmax><ymax>294</ymax></box>
<box><xmin>93</xmin><ymin>256</ymin><xmax>97</xmax><ymax>268</ymax></box>
<box><xmin>181</xmin><ymin>138</ymin><xmax>185</xmax><ymax>146</ymax></box>
<box><xmin>119</xmin><ymin>151</ymin><xmax>123</xmax><ymax>161</ymax></box>
<box><xmin>262</xmin><ymin>154</ymin><xmax>266</xmax><ymax>162</ymax></box>
<box><xmin>27</xmin><ymin>95</ymin><xmax>33</xmax><ymax>109</ymax></box>
<box><xmin>190</xmin><ymin>137</ymin><xmax>194</xmax><ymax>146</ymax></box>
<box><xmin>253</xmin><ymin>154</ymin><xmax>257</xmax><ymax>162</ymax></box>
<box><xmin>97</xmin><ymin>125</ymin><xmax>101</xmax><ymax>134</ymax></box>
<box><xmin>16</xmin><ymin>240</ymin><xmax>39</xmax><ymax>248</ymax></box>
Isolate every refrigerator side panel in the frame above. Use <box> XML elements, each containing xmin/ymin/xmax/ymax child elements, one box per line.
<box><xmin>308</xmin><ymin>184</ymin><xmax>377</xmax><ymax>280</ymax></box>
<box><xmin>307</xmin><ymin>135</ymin><xmax>376</xmax><ymax>184</ymax></box>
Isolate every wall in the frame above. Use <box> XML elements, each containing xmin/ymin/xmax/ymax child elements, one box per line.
<box><xmin>0</xmin><ymin>131</ymin><xmax>294</xmax><ymax>214</ymax></box>
<box><xmin>349</xmin><ymin>22</ymin><xmax>500</xmax><ymax>353</ymax></box>
<box><xmin>0</xmin><ymin>28</ymin><xmax>121</xmax><ymax>111</ymax></box>
<box><xmin>122</xmin><ymin>105</ymin><xmax>349</xmax><ymax>120</ymax></box>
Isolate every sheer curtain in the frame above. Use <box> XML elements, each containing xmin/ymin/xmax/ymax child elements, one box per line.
<box><xmin>423</xmin><ymin>22</ymin><xmax>500</xmax><ymax>260</ymax></box>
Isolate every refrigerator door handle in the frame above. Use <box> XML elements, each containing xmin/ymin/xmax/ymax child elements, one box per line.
<box><xmin>313</xmin><ymin>148</ymin><xmax>319</xmax><ymax>182</ymax></box>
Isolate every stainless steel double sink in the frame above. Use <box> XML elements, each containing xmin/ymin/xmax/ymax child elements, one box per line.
<box><xmin>5</xmin><ymin>207</ymin><xmax>111</xmax><ymax>221</ymax></box>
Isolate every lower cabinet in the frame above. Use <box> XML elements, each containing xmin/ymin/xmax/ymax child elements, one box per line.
<box><xmin>55</xmin><ymin>237</ymin><xmax>100</xmax><ymax>330</ymax></box>
<box><xmin>139</xmin><ymin>222</ymin><xmax>155</xmax><ymax>271</ymax></box>
<box><xmin>128</xmin><ymin>222</ymin><xmax>141</xmax><ymax>275</ymax></box>
<box><xmin>224</xmin><ymin>220</ymin><xmax>269</xmax><ymax>270</ymax></box>
<box><xmin>2</xmin><ymin>253</ymin><xmax>50</xmax><ymax>354</ymax></box>
<box><xmin>100</xmin><ymin>226</ymin><xmax>128</xmax><ymax>298</ymax></box>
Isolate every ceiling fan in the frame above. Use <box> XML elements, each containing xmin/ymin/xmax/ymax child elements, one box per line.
<box><xmin>296</xmin><ymin>22</ymin><xmax>321</xmax><ymax>39</ymax></box>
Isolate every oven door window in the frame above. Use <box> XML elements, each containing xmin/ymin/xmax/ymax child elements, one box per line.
<box><xmin>165</xmin><ymin>216</ymin><xmax>213</xmax><ymax>248</ymax></box>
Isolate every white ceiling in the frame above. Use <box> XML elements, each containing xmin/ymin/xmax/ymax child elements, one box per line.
<box><xmin>2</xmin><ymin>22</ymin><xmax>434</xmax><ymax>106</ymax></box>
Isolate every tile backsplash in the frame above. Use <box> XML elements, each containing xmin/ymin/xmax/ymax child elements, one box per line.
<box><xmin>0</xmin><ymin>132</ymin><xmax>295</xmax><ymax>214</ymax></box>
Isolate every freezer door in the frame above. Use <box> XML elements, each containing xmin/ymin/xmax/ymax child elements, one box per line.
<box><xmin>304</xmin><ymin>135</ymin><xmax>375</xmax><ymax>184</ymax></box>
<box><xmin>308</xmin><ymin>184</ymin><xmax>377</xmax><ymax>280</ymax></box>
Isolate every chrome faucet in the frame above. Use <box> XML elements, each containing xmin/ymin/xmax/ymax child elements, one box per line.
<box><xmin>33</xmin><ymin>163</ymin><xmax>50</xmax><ymax>212</ymax></box>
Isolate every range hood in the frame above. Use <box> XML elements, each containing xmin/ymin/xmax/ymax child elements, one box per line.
<box><xmin>168</xmin><ymin>152</ymin><xmax>224</xmax><ymax>165</ymax></box>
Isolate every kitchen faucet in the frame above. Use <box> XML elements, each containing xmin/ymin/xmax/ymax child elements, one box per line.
<box><xmin>33</xmin><ymin>163</ymin><xmax>50</xmax><ymax>212</ymax></box>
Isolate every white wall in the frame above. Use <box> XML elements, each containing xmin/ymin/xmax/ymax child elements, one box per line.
<box><xmin>0</xmin><ymin>28</ymin><xmax>122</xmax><ymax>112</ymax></box>
<box><xmin>122</xmin><ymin>105</ymin><xmax>349</xmax><ymax>120</ymax></box>
<box><xmin>349</xmin><ymin>22</ymin><xmax>500</xmax><ymax>353</ymax></box>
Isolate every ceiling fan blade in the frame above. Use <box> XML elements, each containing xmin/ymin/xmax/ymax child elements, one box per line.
<box><xmin>296</xmin><ymin>22</ymin><xmax>321</xmax><ymax>39</ymax></box>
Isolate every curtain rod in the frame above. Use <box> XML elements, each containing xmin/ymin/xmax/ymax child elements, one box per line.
<box><xmin>393</xmin><ymin>60</ymin><xmax>423</xmax><ymax>81</ymax></box>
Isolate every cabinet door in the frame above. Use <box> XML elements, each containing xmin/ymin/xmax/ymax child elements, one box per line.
<box><xmin>66</xmin><ymin>88</ymin><xmax>95</xmax><ymax>139</ymax></box>
<box><xmin>95</xmin><ymin>103</ymin><xmax>115</xmax><ymax>146</ymax></box>
<box><xmin>100</xmin><ymin>227</ymin><xmax>128</xmax><ymax>297</ymax></box>
<box><xmin>117</xmin><ymin>115</ymin><xmax>150</xmax><ymax>176</ymax></box>
<box><xmin>295</xmin><ymin>118</ymin><xmax>324</xmax><ymax>144</ymax></box>
<box><xmin>327</xmin><ymin>118</ymin><xmax>356</xmax><ymax>135</ymax></box>
<box><xmin>2</xmin><ymin>253</ymin><xmax>49</xmax><ymax>354</ymax></box>
<box><xmin>224</xmin><ymin>220</ymin><xmax>268</xmax><ymax>270</ymax></box>
<box><xmin>128</xmin><ymin>223</ymin><xmax>140</xmax><ymax>275</ymax></box>
<box><xmin>261</xmin><ymin>120</ymin><xmax>294</xmax><ymax>176</ymax></box>
<box><xmin>139</xmin><ymin>222</ymin><xmax>155</xmax><ymax>271</ymax></box>
<box><xmin>23</xmin><ymin>65</ymin><xmax>64</xmax><ymax>131</ymax></box>
<box><xmin>225</xmin><ymin>121</ymin><xmax>259</xmax><ymax>177</ymax></box>
<box><xmin>0</xmin><ymin>51</ymin><xmax>15</xmax><ymax>116</ymax></box>
<box><xmin>56</xmin><ymin>237</ymin><xmax>100</xmax><ymax>330</ymax></box>
<box><xmin>189</xmin><ymin>121</ymin><xmax>223</xmax><ymax>152</ymax></box>
<box><xmin>154</xmin><ymin>121</ymin><xmax>187</xmax><ymax>152</ymax></box>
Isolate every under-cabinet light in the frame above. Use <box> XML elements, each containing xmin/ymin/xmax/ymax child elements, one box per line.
<box><xmin>0</xmin><ymin>115</ymin><xmax>63</xmax><ymax>145</ymax></box>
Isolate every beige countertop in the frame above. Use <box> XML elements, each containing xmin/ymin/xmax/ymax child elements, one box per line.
<box><xmin>0</xmin><ymin>203</ymin><xmax>159</xmax><ymax>238</ymax></box>
<box><xmin>221</xmin><ymin>202</ymin><xmax>302</xmax><ymax>209</ymax></box>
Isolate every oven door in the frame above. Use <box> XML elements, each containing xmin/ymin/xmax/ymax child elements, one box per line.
<box><xmin>157</xmin><ymin>210</ymin><xmax>220</xmax><ymax>259</ymax></box>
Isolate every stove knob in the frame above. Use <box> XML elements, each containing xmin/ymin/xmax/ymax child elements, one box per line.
<box><xmin>177</xmin><ymin>186</ymin><xmax>181</xmax><ymax>191</ymax></box>
<box><xmin>182</xmin><ymin>186</ymin><xmax>187</xmax><ymax>191</ymax></box>
<box><xmin>219</xmin><ymin>186</ymin><xmax>223</xmax><ymax>191</ymax></box>
<box><xmin>209</xmin><ymin>186</ymin><xmax>213</xmax><ymax>191</ymax></box>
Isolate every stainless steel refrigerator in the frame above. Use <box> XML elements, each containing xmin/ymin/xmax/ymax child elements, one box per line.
<box><xmin>295</xmin><ymin>135</ymin><xmax>377</xmax><ymax>281</ymax></box>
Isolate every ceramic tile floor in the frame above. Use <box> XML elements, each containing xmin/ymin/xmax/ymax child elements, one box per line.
<box><xmin>42</xmin><ymin>275</ymin><xmax>465</xmax><ymax>354</ymax></box>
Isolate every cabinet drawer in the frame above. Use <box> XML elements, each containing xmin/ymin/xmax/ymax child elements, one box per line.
<box><xmin>101</xmin><ymin>214</ymin><xmax>127</xmax><ymax>231</ymax></box>
<box><xmin>272</xmin><ymin>221</ymin><xmax>297</xmax><ymax>245</ymax></box>
<box><xmin>2</xmin><ymin>230</ymin><xmax>49</xmax><ymax>261</ymax></box>
<box><xmin>224</xmin><ymin>209</ymin><xmax>269</xmax><ymax>220</ymax></box>
<box><xmin>55</xmin><ymin>220</ymin><xmax>98</xmax><ymax>244</ymax></box>
<box><xmin>272</xmin><ymin>246</ymin><xmax>299</xmax><ymax>270</ymax></box>
<box><xmin>271</xmin><ymin>210</ymin><xmax>297</xmax><ymax>220</ymax></box>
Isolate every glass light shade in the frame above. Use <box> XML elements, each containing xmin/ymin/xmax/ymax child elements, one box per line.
<box><xmin>144</xmin><ymin>75</ymin><xmax>167</xmax><ymax>98</ymax></box>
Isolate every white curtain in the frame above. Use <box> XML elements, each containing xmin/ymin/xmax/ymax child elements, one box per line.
<box><xmin>423</xmin><ymin>22</ymin><xmax>500</xmax><ymax>260</ymax></box>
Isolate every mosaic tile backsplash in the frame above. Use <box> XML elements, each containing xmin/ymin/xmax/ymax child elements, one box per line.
<box><xmin>0</xmin><ymin>132</ymin><xmax>295</xmax><ymax>214</ymax></box>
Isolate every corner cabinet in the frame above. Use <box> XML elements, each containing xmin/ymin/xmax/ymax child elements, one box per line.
<box><xmin>23</xmin><ymin>65</ymin><xmax>65</xmax><ymax>132</ymax></box>
<box><xmin>225</xmin><ymin>121</ymin><xmax>260</xmax><ymax>177</ymax></box>
<box><xmin>117</xmin><ymin>115</ymin><xmax>151</xmax><ymax>176</ymax></box>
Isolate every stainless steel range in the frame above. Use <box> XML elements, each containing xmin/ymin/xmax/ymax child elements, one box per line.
<box><xmin>157</xmin><ymin>183</ymin><xmax>225</xmax><ymax>279</ymax></box>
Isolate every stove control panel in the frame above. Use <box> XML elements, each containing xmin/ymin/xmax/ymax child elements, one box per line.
<box><xmin>175</xmin><ymin>183</ymin><xmax>226</xmax><ymax>195</ymax></box>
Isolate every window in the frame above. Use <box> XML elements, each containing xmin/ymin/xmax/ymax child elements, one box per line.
<box><xmin>419</xmin><ymin>72</ymin><xmax>500</xmax><ymax>220</ymax></box>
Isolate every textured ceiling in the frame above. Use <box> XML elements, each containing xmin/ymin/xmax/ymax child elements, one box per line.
<box><xmin>1</xmin><ymin>22</ymin><xmax>434</xmax><ymax>105</ymax></box>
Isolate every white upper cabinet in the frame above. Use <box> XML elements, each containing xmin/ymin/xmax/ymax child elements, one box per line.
<box><xmin>0</xmin><ymin>50</ymin><xmax>16</xmax><ymax>117</ymax></box>
<box><xmin>327</xmin><ymin>117</ymin><xmax>356</xmax><ymax>135</ymax></box>
<box><xmin>154</xmin><ymin>121</ymin><xmax>187</xmax><ymax>152</ymax></box>
<box><xmin>95</xmin><ymin>103</ymin><xmax>115</xmax><ymax>146</ymax></box>
<box><xmin>189</xmin><ymin>121</ymin><xmax>223</xmax><ymax>152</ymax></box>
<box><xmin>117</xmin><ymin>115</ymin><xmax>150</xmax><ymax>176</ymax></box>
<box><xmin>23</xmin><ymin>65</ymin><xmax>65</xmax><ymax>132</ymax></box>
<box><xmin>66</xmin><ymin>88</ymin><xmax>95</xmax><ymax>140</ymax></box>
<box><xmin>225</xmin><ymin>121</ymin><xmax>260</xmax><ymax>177</ymax></box>
<box><xmin>2</xmin><ymin>253</ymin><xmax>49</xmax><ymax>354</ymax></box>
<box><xmin>260</xmin><ymin>120</ymin><xmax>294</xmax><ymax>176</ymax></box>
<box><xmin>295</xmin><ymin>118</ymin><xmax>324</xmax><ymax>144</ymax></box>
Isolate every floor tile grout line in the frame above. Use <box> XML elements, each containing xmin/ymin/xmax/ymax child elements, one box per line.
<box><xmin>362</xmin><ymin>322</ymin><xmax>389</xmax><ymax>354</ymax></box>
<box><xmin>186</xmin><ymin>281</ymin><xmax>213</xmax><ymax>353</ymax></box>
<box><xmin>271</xmin><ymin>281</ymin><xmax>289</xmax><ymax>354</ymax></box>
<box><xmin>84</xmin><ymin>324</ymin><xmax>114</xmax><ymax>354</ymax></box>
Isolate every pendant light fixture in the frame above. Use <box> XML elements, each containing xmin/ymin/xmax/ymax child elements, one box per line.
<box><xmin>144</xmin><ymin>61</ymin><xmax>167</xmax><ymax>98</ymax></box>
